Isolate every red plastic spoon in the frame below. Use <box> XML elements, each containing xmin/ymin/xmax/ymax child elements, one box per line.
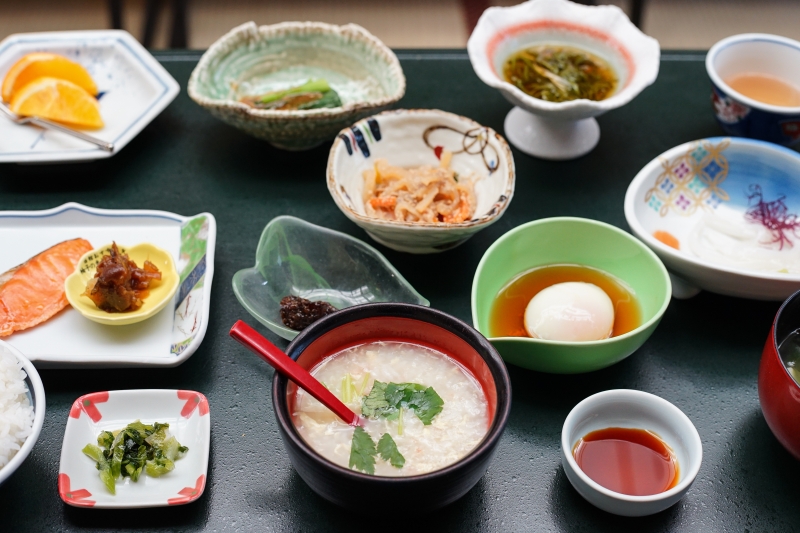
<box><xmin>229</xmin><ymin>320</ymin><xmax>363</xmax><ymax>427</ymax></box>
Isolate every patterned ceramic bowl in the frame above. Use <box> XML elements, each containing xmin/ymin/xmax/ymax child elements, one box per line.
<box><xmin>706</xmin><ymin>34</ymin><xmax>800</xmax><ymax>147</ymax></box>
<box><xmin>327</xmin><ymin>109</ymin><xmax>515</xmax><ymax>254</ymax></box>
<box><xmin>625</xmin><ymin>137</ymin><xmax>800</xmax><ymax>301</ymax></box>
<box><xmin>188</xmin><ymin>21</ymin><xmax>405</xmax><ymax>151</ymax></box>
<box><xmin>467</xmin><ymin>0</ymin><xmax>659</xmax><ymax>160</ymax></box>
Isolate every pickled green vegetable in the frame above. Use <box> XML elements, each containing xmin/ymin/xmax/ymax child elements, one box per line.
<box><xmin>503</xmin><ymin>45</ymin><xmax>617</xmax><ymax>103</ymax></box>
<box><xmin>82</xmin><ymin>420</ymin><xmax>188</xmax><ymax>494</ymax></box>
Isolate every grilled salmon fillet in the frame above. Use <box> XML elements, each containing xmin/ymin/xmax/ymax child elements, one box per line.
<box><xmin>0</xmin><ymin>238</ymin><xmax>93</xmax><ymax>336</ymax></box>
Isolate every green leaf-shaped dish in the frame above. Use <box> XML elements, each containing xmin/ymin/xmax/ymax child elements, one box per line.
<box><xmin>232</xmin><ymin>216</ymin><xmax>429</xmax><ymax>340</ymax></box>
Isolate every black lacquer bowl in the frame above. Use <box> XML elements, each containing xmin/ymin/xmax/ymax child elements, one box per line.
<box><xmin>271</xmin><ymin>303</ymin><xmax>512</xmax><ymax>513</ymax></box>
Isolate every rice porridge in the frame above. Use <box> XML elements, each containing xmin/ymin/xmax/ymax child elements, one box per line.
<box><xmin>292</xmin><ymin>341</ymin><xmax>490</xmax><ymax>476</ymax></box>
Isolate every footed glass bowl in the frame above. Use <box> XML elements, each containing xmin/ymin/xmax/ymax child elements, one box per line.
<box><xmin>232</xmin><ymin>216</ymin><xmax>428</xmax><ymax>340</ymax></box>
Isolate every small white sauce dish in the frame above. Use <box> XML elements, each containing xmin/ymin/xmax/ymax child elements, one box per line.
<box><xmin>327</xmin><ymin>108</ymin><xmax>515</xmax><ymax>254</ymax></box>
<box><xmin>561</xmin><ymin>389</ymin><xmax>702</xmax><ymax>517</ymax></box>
<box><xmin>0</xmin><ymin>340</ymin><xmax>45</xmax><ymax>487</ymax></box>
<box><xmin>58</xmin><ymin>389</ymin><xmax>210</xmax><ymax>508</ymax></box>
<box><xmin>467</xmin><ymin>0</ymin><xmax>659</xmax><ymax>160</ymax></box>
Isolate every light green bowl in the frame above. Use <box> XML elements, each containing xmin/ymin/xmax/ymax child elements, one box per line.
<box><xmin>471</xmin><ymin>217</ymin><xmax>671</xmax><ymax>374</ymax></box>
<box><xmin>188</xmin><ymin>21</ymin><xmax>405</xmax><ymax>150</ymax></box>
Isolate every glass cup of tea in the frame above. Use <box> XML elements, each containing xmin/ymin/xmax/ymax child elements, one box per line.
<box><xmin>706</xmin><ymin>33</ymin><xmax>800</xmax><ymax>146</ymax></box>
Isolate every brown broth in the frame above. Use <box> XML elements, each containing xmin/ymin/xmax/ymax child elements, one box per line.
<box><xmin>573</xmin><ymin>427</ymin><xmax>680</xmax><ymax>496</ymax></box>
<box><xmin>726</xmin><ymin>73</ymin><xmax>800</xmax><ymax>107</ymax></box>
<box><xmin>488</xmin><ymin>264</ymin><xmax>640</xmax><ymax>338</ymax></box>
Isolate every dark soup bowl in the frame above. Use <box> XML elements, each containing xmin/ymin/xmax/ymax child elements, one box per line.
<box><xmin>272</xmin><ymin>303</ymin><xmax>512</xmax><ymax>513</ymax></box>
<box><xmin>759</xmin><ymin>289</ymin><xmax>800</xmax><ymax>459</ymax></box>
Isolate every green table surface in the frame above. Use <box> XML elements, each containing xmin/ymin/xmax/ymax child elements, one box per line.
<box><xmin>0</xmin><ymin>49</ymin><xmax>798</xmax><ymax>533</ymax></box>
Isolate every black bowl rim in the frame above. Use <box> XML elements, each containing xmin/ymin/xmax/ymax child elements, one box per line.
<box><xmin>272</xmin><ymin>302</ymin><xmax>512</xmax><ymax>484</ymax></box>
<box><xmin>772</xmin><ymin>288</ymin><xmax>800</xmax><ymax>390</ymax></box>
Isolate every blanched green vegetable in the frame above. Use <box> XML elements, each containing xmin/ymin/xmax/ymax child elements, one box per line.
<box><xmin>82</xmin><ymin>420</ymin><xmax>189</xmax><ymax>494</ymax></box>
<box><xmin>239</xmin><ymin>78</ymin><xmax>343</xmax><ymax>111</ymax></box>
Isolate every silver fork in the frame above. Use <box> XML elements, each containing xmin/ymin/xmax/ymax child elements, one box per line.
<box><xmin>0</xmin><ymin>102</ymin><xmax>114</xmax><ymax>153</ymax></box>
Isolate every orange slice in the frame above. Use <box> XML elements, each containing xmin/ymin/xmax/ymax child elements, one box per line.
<box><xmin>9</xmin><ymin>77</ymin><xmax>103</xmax><ymax>129</ymax></box>
<box><xmin>2</xmin><ymin>53</ymin><xmax>98</xmax><ymax>102</ymax></box>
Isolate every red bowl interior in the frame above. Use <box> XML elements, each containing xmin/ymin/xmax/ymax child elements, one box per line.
<box><xmin>287</xmin><ymin>316</ymin><xmax>498</xmax><ymax>422</ymax></box>
<box><xmin>759</xmin><ymin>290</ymin><xmax>800</xmax><ymax>459</ymax></box>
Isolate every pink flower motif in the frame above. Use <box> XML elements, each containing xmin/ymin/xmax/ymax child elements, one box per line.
<box><xmin>780</xmin><ymin>120</ymin><xmax>800</xmax><ymax>141</ymax></box>
<box><xmin>712</xmin><ymin>91</ymin><xmax>750</xmax><ymax>124</ymax></box>
<box><xmin>69</xmin><ymin>392</ymin><xmax>109</xmax><ymax>422</ymax></box>
<box><xmin>59</xmin><ymin>473</ymin><xmax>95</xmax><ymax>507</ymax></box>
<box><xmin>167</xmin><ymin>475</ymin><xmax>206</xmax><ymax>505</ymax></box>
<box><xmin>178</xmin><ymin>390</ymin><xmax>209</xmax><ymax>418</ymax></box>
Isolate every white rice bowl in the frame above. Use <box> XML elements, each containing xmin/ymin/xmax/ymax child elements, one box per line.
<box><xmin>0</xmin><ymin>340</ymin><xmax>44</xmax><ymax>487</ymax></box>
<box><xmin>0</xmin><ymin>347</ymin><xmax>35</xmax><ymax>468</ymax></box>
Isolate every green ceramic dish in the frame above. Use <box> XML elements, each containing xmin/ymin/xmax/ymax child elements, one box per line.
<box><xmin>471</xmin><ymin>217</ymin><xmax>671</xmax><ymax>374</ymax></box>
<box><xmin>188</xmin><ymin>21</ymin><xmax>405</xmax><ymax>150</ymax></box>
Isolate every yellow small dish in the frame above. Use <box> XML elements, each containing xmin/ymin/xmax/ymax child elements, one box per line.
<box><xmin>65</xmin><ymin>243</ymin><xmax>179</xmax><ymax>326</ymax></box>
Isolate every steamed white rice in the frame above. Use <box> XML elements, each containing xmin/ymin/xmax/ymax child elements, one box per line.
<box><xmin>0</xmin><ymin>347</ymin><xmax>35</xmax><ymax>468</ymax></box>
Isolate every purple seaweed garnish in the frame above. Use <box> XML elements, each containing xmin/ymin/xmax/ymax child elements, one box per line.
<box><xmin>745</xmin><ymin>184</ymin><xmax>800</xmax><ymax>250</ymax></box>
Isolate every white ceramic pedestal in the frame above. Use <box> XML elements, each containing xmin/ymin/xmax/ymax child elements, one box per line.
<box><xmin>504</xmin><ymin>106</ymin><xmax>600</xmax><ymax>160</ymax></box>
<box><xmin>669</xmin><ymin>272</ymin><xmax>701</xmax><ymax>300</ymax></box>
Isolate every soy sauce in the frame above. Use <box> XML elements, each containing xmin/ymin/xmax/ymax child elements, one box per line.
<box><xmin>572</xmin><ymin>427</ymin><xmax>679</xmax><ymax>496</ymax></box>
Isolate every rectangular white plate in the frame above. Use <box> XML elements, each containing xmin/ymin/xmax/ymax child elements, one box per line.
<box><xmin>0</xmin><ymin>30</ymin><xmax>179</xmax><ymax>163</ymax></box>
<box><xmin>0</xmin><ymin>203</ymin><xmax>216</xmax><ymax>368</ymax></box>
<box><xmin>59</xmin><ymin>389</ymin><xmax>210</xmax><ymax>508</ymax></box>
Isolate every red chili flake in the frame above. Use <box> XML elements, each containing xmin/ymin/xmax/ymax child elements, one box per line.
<box><xmin>745</xmin><ymin>184</ymin><xmax>800</xmax><ymax>250</ymax></box>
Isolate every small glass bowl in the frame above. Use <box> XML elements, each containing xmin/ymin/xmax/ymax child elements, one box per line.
<box><xmin>232</xmin><ymin>216</ymin><xmax>429</xmax><ymax>340</ymax></box>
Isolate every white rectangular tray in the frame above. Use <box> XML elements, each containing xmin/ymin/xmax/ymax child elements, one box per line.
<box><xmin>0</xmin><ymin>203</ymin><xmax>216</xmax><ymax>368</ymax></box>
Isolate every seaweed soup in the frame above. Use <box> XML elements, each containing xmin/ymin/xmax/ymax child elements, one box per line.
<box><xmin>779</xmin><ymin>328</ymin><xmax>800</xmax><ymax>386</ymax></box>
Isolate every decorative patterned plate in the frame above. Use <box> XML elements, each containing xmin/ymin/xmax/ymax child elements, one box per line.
<box><xmin>0</xmin><ymin>30</ymin><xmax>179</xmax><ymax>163</ymax></box>
<box><xmin>625</xmin><ymin>137</ymin><xmax>800</xmax><ymax>301</ymax></box>
<box><xmin>0</xmin><ymin>203</ymin><xmax>215</xmax><ymax>367</ymax></box>
<box><xmin>58</xmin><ymin>389</ymin><xmax>210</xmax><ymax>509</ymax></box>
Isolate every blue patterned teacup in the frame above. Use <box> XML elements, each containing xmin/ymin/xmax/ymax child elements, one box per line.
<box><xmin>706</xmin><ymin>33</ymin><xmax>800</xmax><ymax>147</ymax></box>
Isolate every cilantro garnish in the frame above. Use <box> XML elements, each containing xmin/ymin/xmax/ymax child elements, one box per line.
<box><xmin>349</xmin><ymin>426</ymin><xmax>377</xmax><ymax>475</ymax></box>
<box><xmin>377</xmin><ymin>434</ymin><xmax>405</xmax><ymax>468</ymax></box>
<box><xmin>361</xmin><ymin>381</ymin><xmax>444</xmax><ymax>425</ymax></box>
<box><xmin>412</xmin><ymin>387</ymin><xmax>445</xmax><ymax>425</ymax></box>
<box><xmin>361</xmin><ymin>381</ymin><xmax>393</xmax><ymax>419</ymax></box>
<box><xmin>349</xmin><ymin>429</ymin><xmax>406</xmax><ymax>474</ymax></box>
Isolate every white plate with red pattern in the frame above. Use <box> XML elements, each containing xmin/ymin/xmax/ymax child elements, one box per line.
<box><xmin>58</xmin><ymin>389</ymin><xmax>210</xmax><ymax>508</ymax></box>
